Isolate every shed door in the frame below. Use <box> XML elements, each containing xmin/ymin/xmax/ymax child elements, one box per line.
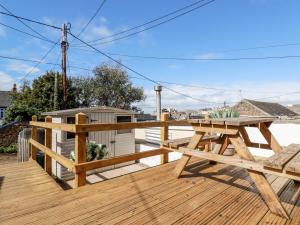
<box><xmin>114</xmin><ymin>115</ymin><xmax>135</xmax><ymax>168</ymax></box>
<box><xmin>88</xmin><ymin>112</ymin><xmax>115</xmax><ymax>171</ymax></box>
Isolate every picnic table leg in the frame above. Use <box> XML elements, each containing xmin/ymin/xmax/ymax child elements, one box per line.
<box><xmin>229</xmin><ymin>135</ymin><xmax>289</xmax><ymax>219</ymax></box>
<box><xmin>174</xmin><ymin>132</ymin><xmax>205</xmax><ymax>178</ymax></box>
<box><xmin>213</xmin><ymin>135</ymin><xmax>230</xmax><ymax>155</ymax></box>
<box><xmin>257</xmin><ymin>122</ymin><xmax>282</xmax><ymax>153</ymax></box>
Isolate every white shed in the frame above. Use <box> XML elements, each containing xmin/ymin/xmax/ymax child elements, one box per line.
<box><xmin>42</xmin><ymin>106</ymin><xmax>136</xmax><ymax>180</ymax></box>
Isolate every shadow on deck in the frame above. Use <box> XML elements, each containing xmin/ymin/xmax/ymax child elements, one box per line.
<box><xmin>1</xmin><ymin>159</ymin><xmax>300</xmax><ymax>225</ymax></box>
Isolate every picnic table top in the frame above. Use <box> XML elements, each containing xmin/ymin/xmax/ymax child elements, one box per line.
<box><xmin>188</xmin><ymin>117</ymin><xmax>275</xmax><ymax>126</ymax></box>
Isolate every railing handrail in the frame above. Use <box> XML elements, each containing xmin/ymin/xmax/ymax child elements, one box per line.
<box><xmin>29</xmin><ymin>112</ymin><xmax>179</xmax><ymax>188</ymax></box>
<box><xmin>30</xmin><ymin>120</ymin><xmax>190</xmax><ymax>133</ymax></box>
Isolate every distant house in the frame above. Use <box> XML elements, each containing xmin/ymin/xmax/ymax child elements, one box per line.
<box><xmin>0</xmin><ymin>91</ymin><xmax>11</xmax><ymax>124</ymax></box>
<box><xmin>0</xmin><ymin>84</ymin><xmax>17</xmax><ymax>125</ymax></box>
<box><xmin>288</xmin><ymin>104</ymin><xmax>300</xmax><ymax>115</ymax></box>
<box><xmin>232</xmin><ymin>99</ymin><xmax>298</xmax><ymax>118</ymax></box>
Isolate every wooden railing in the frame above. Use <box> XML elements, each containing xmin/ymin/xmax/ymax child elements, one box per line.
<box><xmin>29</xmin><ymin>112</ymin><xmax>189</xmax><ymax>188</ymax></box>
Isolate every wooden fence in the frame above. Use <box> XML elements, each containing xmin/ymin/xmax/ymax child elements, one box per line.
<box><xmin>29</xmin><ymin>113</ymin><xmax>189</xmax><ymax>188</ymax></box>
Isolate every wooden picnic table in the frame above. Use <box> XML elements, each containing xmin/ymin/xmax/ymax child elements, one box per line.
<box><xmin>173</xmin><ymin>117</ymin><xmax>291</xmax><ymax>218</ymax></box>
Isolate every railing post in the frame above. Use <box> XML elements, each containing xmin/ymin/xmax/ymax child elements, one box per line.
<box><xmin>44</xmin><ymin>116</ymin><xmax>52</xmax><ymax>175</ymax></box>
<box><xmin>75</xmin><ymin>113</ymin><xmax>87</xmax><ymax>187</ymax></box>
<box><xmin>31</xmin><ymin>115</ymin><xmax>38</xmax><ymax>160</ymax></box>
<box><xmin>160</xmin><ymin>112</ymin><xmax>169</xmax><ymax>164</ymax></box>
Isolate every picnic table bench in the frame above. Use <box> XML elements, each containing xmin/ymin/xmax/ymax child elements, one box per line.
<box><xmin>165</xmin><ymin>117</ymin><xmax>300</xmax><ymax>219</ymax></box>
<box><xmin>162</xmin><ymin>135</ymin><xmax>219</xmax><ymax>149</ymax></box>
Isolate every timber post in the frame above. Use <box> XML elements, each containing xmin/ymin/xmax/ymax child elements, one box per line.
<box><xmin>31</xmin><ymin>115</ymin><xmax>38</xmax><ymax>160</ymax></box>
<box><xmin>160</xmin><ymin>112</ymin><xmax>169</xmax><ymax>164</ymax></box>
<box><xmin>44</xmin><ymin>116</ymin><xmax>52</xmax><ymax>175</ymax></box>
<box><xmin>75</xmin><ymin>113</ymin><xmax>87</xmax><ymax>187</ymax></box>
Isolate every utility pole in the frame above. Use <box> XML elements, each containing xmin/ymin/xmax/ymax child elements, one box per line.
<box><xmin>154</xmin><ymin>85</ymin><xmax>162</xmax><ymax>120</ymax></box>
<box><xmin>61</xmin><ymin>23</ymin><xmax>68</xmax><ymax>109</ymax></box>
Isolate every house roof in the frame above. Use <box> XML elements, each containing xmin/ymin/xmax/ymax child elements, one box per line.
<box><xmin>288</xmin><ymin>104</ymin><xmax>300</xmax><ymax>115</ymax></box>
<box><xmin>244</xmin><ymin>99</ymin><xmax>298</xmax><ymax>117</ymax></box>
<box><xmin>0</xmin><ymin>91</ymin><xmax>11</xmax><ymax>107</ymax></box>
<box><xmin>42</xmin><ymin>106</ymin><xmax>136</xmax><ymax>116</ymax></box>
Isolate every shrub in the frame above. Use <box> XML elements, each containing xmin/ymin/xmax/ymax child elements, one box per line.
<box><xmin>70</xmin><ymin>142</ymin><xmax>108</xmax><ymax>162</ymax></box>
<box><xmin>0</xmin><ymin>145</ymin><xmax>17</xmax><ymax>154</ymax></box>
<box><xmin>210</xmin><ymin>109</ymin><xmax>240</xmax><ymax>119</ymax></box>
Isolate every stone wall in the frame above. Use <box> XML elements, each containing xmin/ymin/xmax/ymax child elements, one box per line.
<box><xmin>232</xmin><ymin>101</ymin><xmax>267</xmax><ymax>117</ymax></box>
<box><xmin>0</xmin><ymin>123</ymin><xmax>29</xmax><ymax>147</ymax></box>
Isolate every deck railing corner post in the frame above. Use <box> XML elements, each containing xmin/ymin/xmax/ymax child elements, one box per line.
<box><xmin>160</xmin><ymin>112</ymin><xmax>170</xmax><ymax>164</ymax></box>
<box><xmin>74</xmin><ymin>112</ymin><xmax>87</xmax><ymax>188</ymax></box>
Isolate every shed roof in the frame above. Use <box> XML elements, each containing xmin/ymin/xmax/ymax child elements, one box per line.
<box><xmin>244</xmin><ymin>99</ymin><xmax>298</xmax><ymax>117</ymax></box>
<box><xmin>42</xmin><ymin>106</ymin><xmax>136</xmax><ymax>116</ymax></box>
<box><xmin>0</xmin><ymin>91</ymin><xmax>11</xmax><ymax>107</ymax></box>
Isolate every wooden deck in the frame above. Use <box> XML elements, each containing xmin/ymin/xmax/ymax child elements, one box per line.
<box><xmin>1</xmin><ymin>159</ymin><xmax>300</xmax><ymax>224</ymax></box>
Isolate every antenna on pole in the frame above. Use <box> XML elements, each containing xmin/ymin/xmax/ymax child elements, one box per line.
<box><xmin>154</xmin><ymin>85</ymin><xmax>162</xmax><ymax>120</ymax></box>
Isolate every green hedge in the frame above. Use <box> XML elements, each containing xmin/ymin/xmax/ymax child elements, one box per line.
<box><xmin>0</xmin><ymin>145</ymin><xmax>17</xmax><ymax>154</ymax></box>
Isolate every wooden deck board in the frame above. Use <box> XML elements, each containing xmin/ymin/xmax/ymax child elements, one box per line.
<box><xmin>0</xmin><ymin>159</ymin><xmax>300</xmax><ymax>224</ymax></box>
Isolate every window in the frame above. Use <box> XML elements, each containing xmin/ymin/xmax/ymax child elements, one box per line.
<box><xmin>66</xmin><ymin>117</ymin><xmax>75</xmax><ymax>139</ymax></box>
<box><xmin>116</xmin><ymin>115</ymin><xmax>132</xmax><ymax>134</ymax></box>
<box><xmin>0</xmin><ymin>108</ymin><xmax>5</xmax><ymax>119</ymax></box>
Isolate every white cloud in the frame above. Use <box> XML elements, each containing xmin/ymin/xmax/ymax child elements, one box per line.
<box><xmin>135</xmin><ymin>81</ymin><xmax>300</xmax><ymax>113</ymax></box>
<box><xmin>99</xmin><ymin>17</ymin><xmax>107</xmax><ymax>23</ymax></box>
<box><xmin>195</xmin><ymin>52</ymin><xmax>222</xmax><ymax>60</ymax></box>
<box><xmin>0</xmin><ymin>72</ymin><xmax>14</xmax><ymax>90</ymax></box>
<box><xmin>7</xmin><ymin>62</ymin><xmax>40</xmax><ymax>74</ymax></box>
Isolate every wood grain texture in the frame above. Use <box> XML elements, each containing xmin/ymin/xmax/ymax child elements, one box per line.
<box><xmin>160</xmin><ymin>113</ymin><xmax>169</xmax><ymax>164</ymax></box>
<box><xmin>74</xmin><ymin>113</ymin><xmax>87</xmax><ymax>188</ymax></box>
<box><xmin>1</xmin><ymin>159</ymin><xmax>299</xmax><ymax>224</ymax></box>
<box><xmin>229</xmin><ymin>135</ymin><xmax>289</xmax><ymax>219</ymax></box>
<box><xmin>263</xmin><ymin>144</ymin><xmax>300</xmax><ymax>171</ymax></box>
<box><xmin>285</xmin><ymin>148</ymin><xmax>300</xmax><ymax>175</ymax></box>
<box><xmin>258</xmin><ymin>122</ymin><xmax>282</xmax><ymax>153</ymax></box>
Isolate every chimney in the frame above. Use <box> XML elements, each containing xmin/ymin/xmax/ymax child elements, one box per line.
<box><xmin>11</xmin><ymin>83</ymin><xmax>17</xmax><ymax>93</ymax></box>
<box><xmin>154</xmin><ymin>85</ymin><xmax>162</xmax><ymax>120</ymax></box>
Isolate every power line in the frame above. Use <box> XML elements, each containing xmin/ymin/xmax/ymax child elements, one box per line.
<box><xmin>21</xmin><ymin>39</ymin><xmax>60</xmax><ymax>81</ymax></box>
<box><xmin>73</xmin><ymin>0</ymin><xmax>216</xmax><ymax>47</ymax></box>
<box><xmin>68</xmin><ymin>31</ymin><xmax>222</xmax><ymax>104</ymax></box>
<box><xmin>70</xmin><ymin>46</ymin><xmax>300</xmax><ymax>62</ymax></box>
<box><xmin>0</xmin><ymin>10</ymin><xmax>61</xmax><ymax>30</ymax></box>
<box><xmin>75</xmin><ymin>0</ymin><xmax>107</xmax><ymax>39</ymax></box>
<box><xmin>100</xmin><ymin>52</ymin><xmax>300</xmax><ymax>61</ymax></box>
<box><xmin>1</xmin><ymin>52</ymin><xmax>299</xmax><ymax>97</ymax></box>
<box><xmin>0</xmin><ymin>22</ymin><xmax>56</xmax><ymax>44</ymax></box>
<box><xmin>73</xmin><ymin>0</ymin><xmax>208</xmax><ymax>46</ymax></box>
<box><xmin>0</xmin><ymin>4</ymin><xmax>59</xmax><ymax>45</ymax></box>
<box><xmin>0</xmin><ymin>54</ymin><xmax>94</xmax><ymax>72</ymax></box>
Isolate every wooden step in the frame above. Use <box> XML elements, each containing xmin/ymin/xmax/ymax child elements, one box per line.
<box><xmin>263</xmin><ymin>144</ymin><xmax>300</xmax><ymax>171</ymax></box>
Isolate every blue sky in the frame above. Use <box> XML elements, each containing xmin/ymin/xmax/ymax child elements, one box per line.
<box><xmin>0</xmin><ymin>0</ymin><xmax>300</xmax><ymax>112</ymax></box>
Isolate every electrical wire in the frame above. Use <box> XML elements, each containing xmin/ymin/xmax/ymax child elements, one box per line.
<box><xmin>0</xmin><ymin>22</ymin><xmax>56</xmax><ymax>44</ymax></box>
<box><xmin>73</xmin><ymin>0</ymin><xmax>216</xmax><ymax>47</ymax></box>
<box><xmin>69</xmin><ymin>48</ymin><xmax>300</xmax><ymax>61</ymax></box>
<box><xmin>75</xmin><ymin>0</ymin><xmax>107</xmax><ymax>39</ymax></box>
<box><xmin>0</xmin><ymin>54</ymin><xmax>93</xmax><ymax>72</ymax></box>
<box><xmin>68</xmin><ymin>31</ymin><xmax>223</xmax><ymax>104</ymax></box>
<box><xmin>0</xmin><ymin>3</ymin><xmax>59</xmax><ymax>46</ymax></box>
<box><xmin>21</xmin><ymin>39</ymin><xmax>60</xmax><ymax>81</ymax></box>
<box><xmin>0</xmin><ymin>10</ymin><xmax>61</xmax><ymax>30</ymax></box>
